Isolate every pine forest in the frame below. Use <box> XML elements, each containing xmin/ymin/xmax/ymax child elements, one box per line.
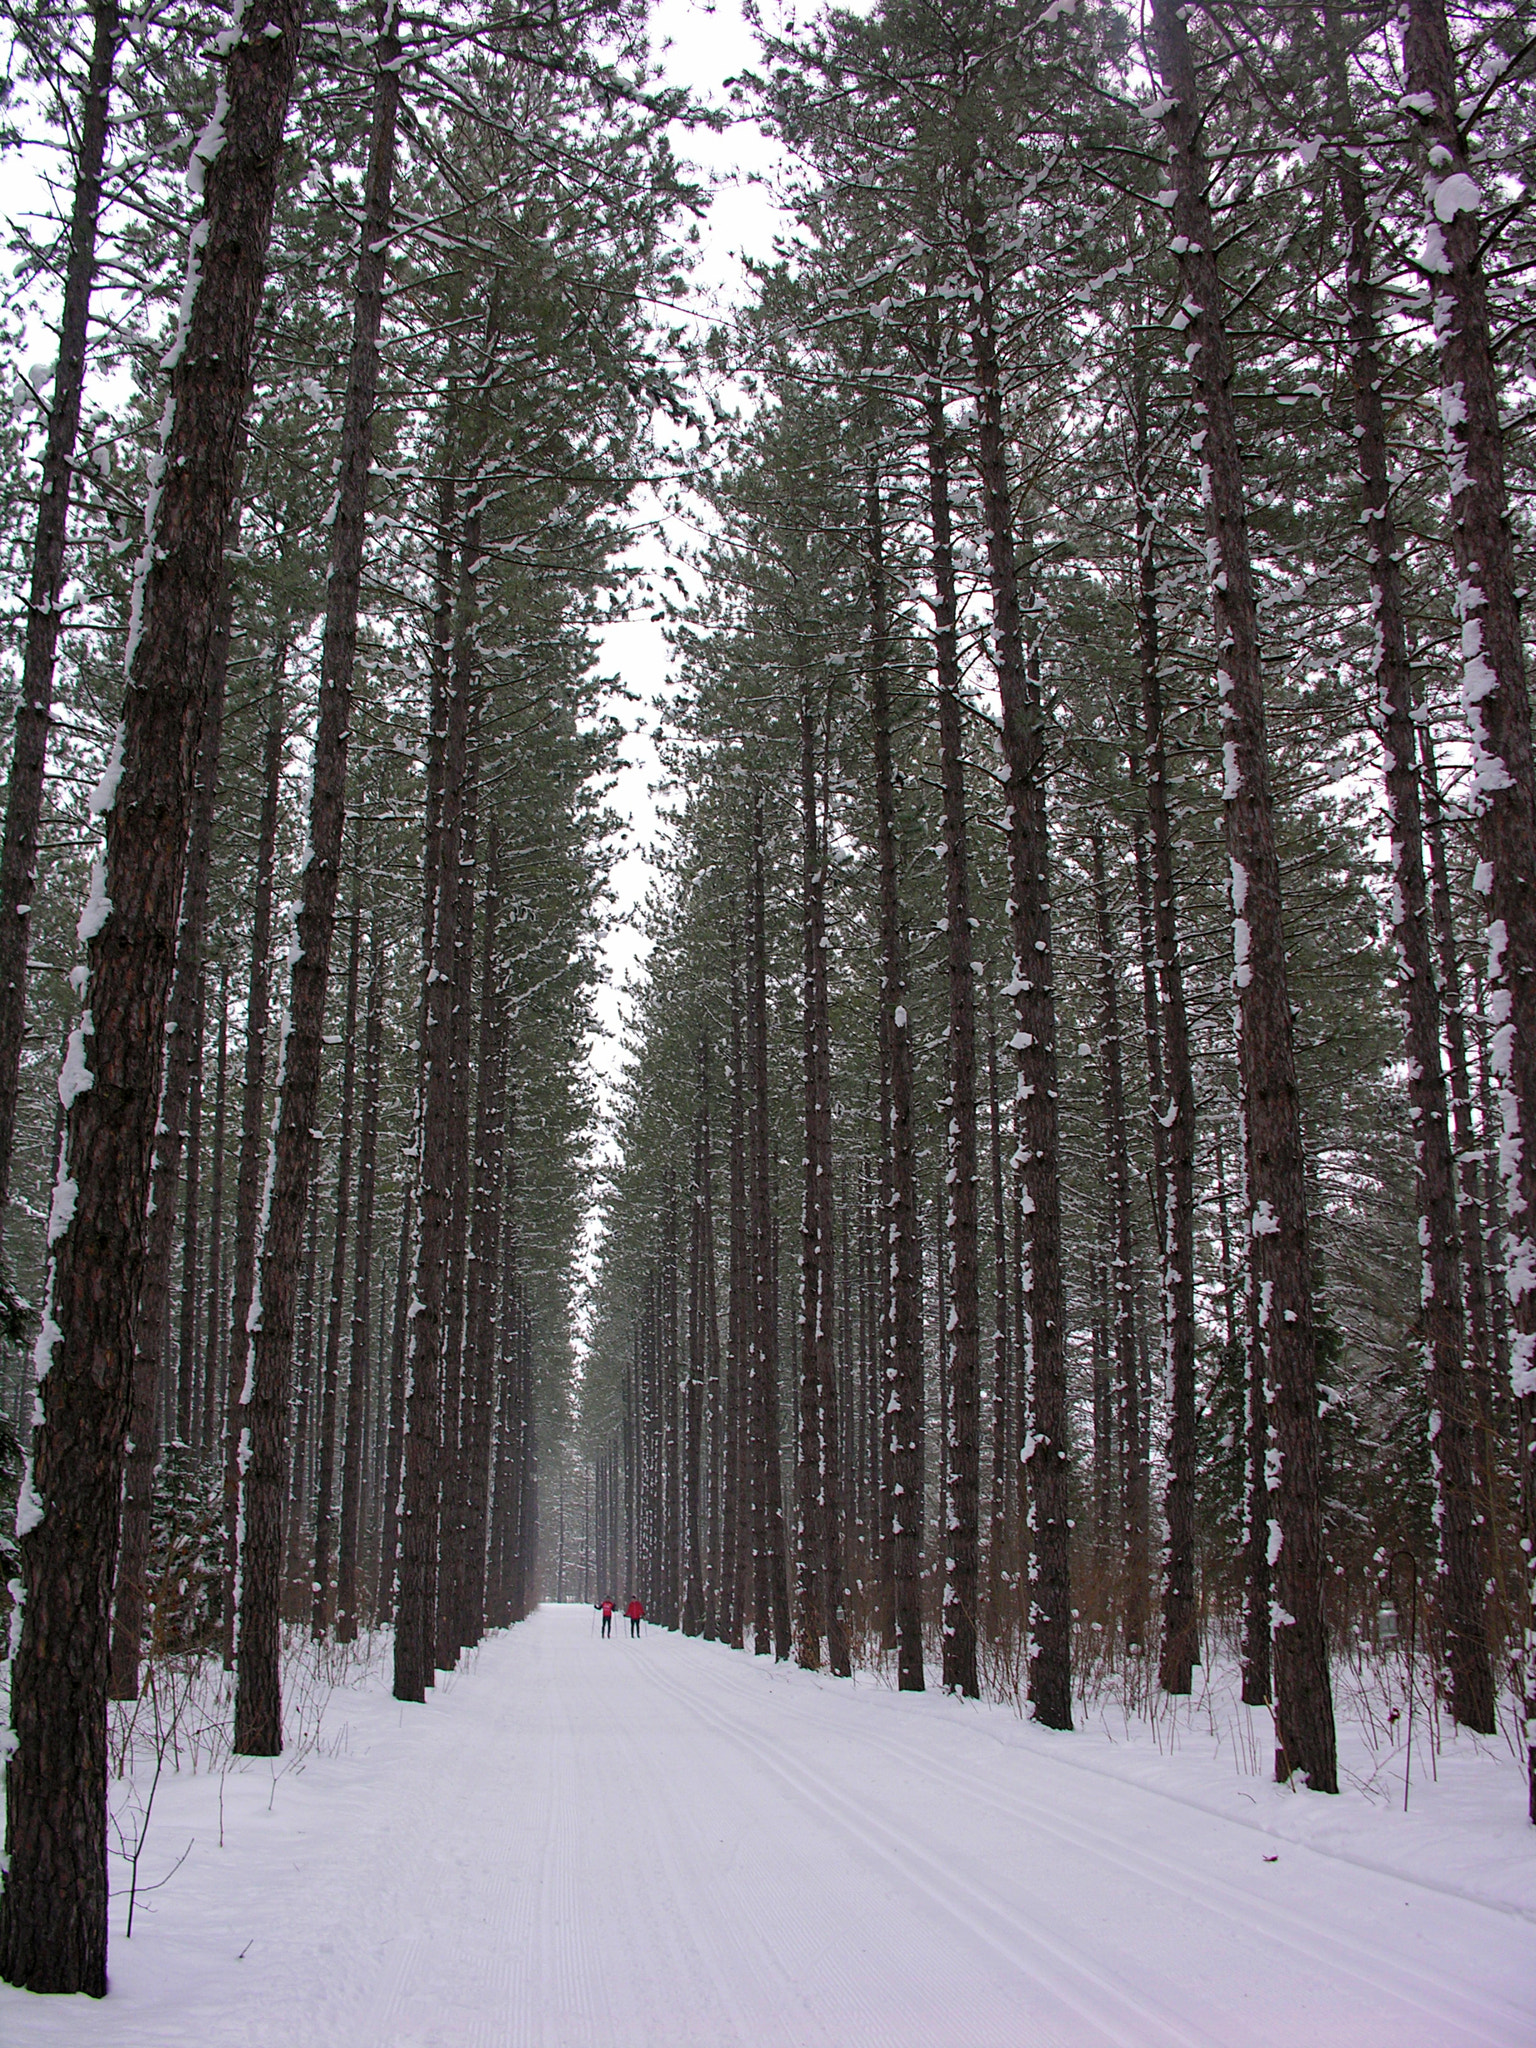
<box><xmin>0</xmin><ymin>0</ymin><xmax>1531</xmax><ymax>2032</ymax></box>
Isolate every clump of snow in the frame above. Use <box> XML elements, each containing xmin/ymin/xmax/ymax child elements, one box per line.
<box><xmin>88</xmin><ymin>725</ymin><xmax>126</xmax><ymax>818</ymax></box>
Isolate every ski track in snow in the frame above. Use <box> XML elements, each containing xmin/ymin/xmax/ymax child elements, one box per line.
<box><xmin>3</xmin><ymin>1604</ymin><xmax>1531</xmax><ymax>2047</ymax></box>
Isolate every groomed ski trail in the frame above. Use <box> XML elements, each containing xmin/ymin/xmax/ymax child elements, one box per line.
<box><xmin>4</xmin><ymin>1602</ymin><xmax>1531</xmax><ymax>2046</ymax></box>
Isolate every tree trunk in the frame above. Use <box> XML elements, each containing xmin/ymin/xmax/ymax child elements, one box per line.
<box><xmin>0</xmin><ymin>0</ymin><xmax>118</xmax><ymax>1245</ymax></box>
<box><xmin>704</xmin><ymin>1039</ymin><xmax>724</xmax><ymax>1643</ymax></box>
<box><xmin>865</xmin><ymin>474</ymin><xmax>924</xmax><ymax>1692</ymax></box>
<box><xmin>683</xmin><ymin>1037</ymin><xmax>709</xmax><ymax>1637</ymax></box>
<box><xmin>1403</xmin><ymin>0</ymin><xmax>1536</xmax><ymax>1807</ymax></box>
<box><xmin>1092</xmin><ymin>826</ymin><xmax>1148</xmax><ymax>1655</ymax></box>
<box><xmin>1319</xmin><ymin>36</ymin><xmax>1493</xmax><ymax>1730</ymax></box>
<box><xmin>663</xmin><ymin>1184</ymin><xmax>681</xmax><ymax>1628</ymax></box>
<box><xmin>283</xmin><ymin>1188</ymin><xmax>322</xmax><ymax>1612</ymax></box>
<box><xmin>460</xmin><ymin>824</ymin><xmax>506</xmax><ymax>1650</ymax></box>
<box><xmin>436</xmin><ymin>719</ymin><xmax>480</xmax><ymax>1669</ymax></box>
<box><xmin>962</xmin><ymin>196</ymin><xmax>1071</xmax><ymax>1729</ymax></box>
<box><xmin>233</xmin><ymin>14</ymin><xmax>399</xmax><ymax>1755</ymax></box>
<box><xmin>1152</xmin><ymin>0</ymin><xmax>1336</xmax><ymax>1790</ymax></box>
<box><xmin>925</xmin><ymin>375</ymin><xmax>980</xmax><ymax>1698</ymax></box>
<box><xmin>0</xmin><ymin>2</ymin><xmax>302</xmax><ymax>1991</ymax></box>
<box><xmin>1419</xmin><ymin>721</ymin><xmax>1499</xmax><ymax>1621</ymax></box>
<box><xmin>724</xmin><ymin>931</ymin><xmax>748</xmax><ymax>1650</ymax></box>
<box><xmin>795</xmin><ymin>690</ymin><xmax>827</xmax><ymax>1672</ymax></box>
<box><xmin>202</xmin><ymin>963</ymin><xmax>229</xmax><ymax>1455</ymax></box>
<box><xmin>106</xmin><ymin>598</ymin><xmax>227</xmax><ymax>1701</ymax></box>
<box><xmin>398</xmin><ymin>463</ymin><xmax>481</xmax><ymax>1700</ymax></box>
<box><xmin>985</xmin><ymin>993</ymin><xmax>1010</xmax><ymax>1628</ymax></box>
<box><xmin>337</xmin><ymin>918</ymin><xmax>383</xmax><ymax>1642</ymax></box>
<box><xmin>176</xmin><ymin>969</ymin><xmax>205</xmax><ymax>1445</ymax></box>
<box><xmin>1128</xmin><ymin>398</ymin><xmax>1200</xmax><ymax>1697</ymax></box>
<box><xmin>376</xmin><ymin>1177</ymin><xmax>414</xmax><ymax>1623</ymax></box>
<box><xmin>813</xmin><ymin>741</ymin><xmax>850</xmax><ymax>1680</ymax></box>
<box><xmin>221</xmin><ymin>665</ymin><xmax>285</xmax><ymax>1664</ymax></box>
<box><xmin>310</xmin><ymin>871</ymin><xmax>361</xmax><ymax>1638</ymax></box>
<box><xmin>749</xmin><ymin>796</ymin><xmax>792</xmax><ymax>1657</ymax></box>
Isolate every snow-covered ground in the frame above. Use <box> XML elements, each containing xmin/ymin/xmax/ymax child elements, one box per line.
<box><xmin>3</xmin><ymin>1603</ymin><xmax>1531</xmax><ymax>2045</ymax></box>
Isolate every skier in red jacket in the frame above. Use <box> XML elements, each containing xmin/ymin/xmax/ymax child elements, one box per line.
<box><xmin>625</xmin><ymin>1597</ymin><xmax>644</xmax><ymax>1639</ymax></box>
<box><xmin>600</xmin><ymin>1598</ymin><xmax>613</xmax><ymax>1638</ymax></box>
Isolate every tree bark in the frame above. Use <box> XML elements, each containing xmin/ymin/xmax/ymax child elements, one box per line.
<box><xmin>1152</xmin><ymin>0</ymin><xmax>1336</xmax><ymax>1789</ymax></box>
<box><xmin>0</xmin><ymin>0</ymin><xmax>302</xmax><ymax>1991</ymax></box>
<box><xmin>233</xmin><ymin>12</ymin><xmax>399</xmax><ymax>1755</ymax></box>
<box><xmin>0</xmin><ymin>0</ymin><xmax>118</xmax><ymax>1244</ymax></box>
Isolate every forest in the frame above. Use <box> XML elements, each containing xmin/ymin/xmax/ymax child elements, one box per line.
<box><xmin>0</xmin><ymin>0</ymin><xmax>1531</xmax><ymax>2008</ymax></box>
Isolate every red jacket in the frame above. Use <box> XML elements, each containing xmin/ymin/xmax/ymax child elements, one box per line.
<box><xmin>626</xmin><ymin>1599</ymin><xmax>644</xmax><ymax>1621</ymax></box>
<box><xmin>601</xmin><ymin>1601</ymin><xmax>613</xmax><ymax>1617</ymax></box>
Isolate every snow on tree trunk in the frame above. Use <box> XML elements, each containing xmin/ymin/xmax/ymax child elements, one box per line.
<box><xmin>1152</xmin><ymin>0</ymin><xmax>1336</xmax><ymax>1791</ymax></box>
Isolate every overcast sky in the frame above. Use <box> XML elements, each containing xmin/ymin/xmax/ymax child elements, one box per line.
<box><xmin>586</xmin><ymin>0</ymin><xmax>789</xmax><ymax>1113</ymax></box>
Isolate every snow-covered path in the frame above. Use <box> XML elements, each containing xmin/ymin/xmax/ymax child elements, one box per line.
<box><xmin>5</xmin><ymin>1604</ymin><xmax>1532</xmax><ymax>2046</ymax></box>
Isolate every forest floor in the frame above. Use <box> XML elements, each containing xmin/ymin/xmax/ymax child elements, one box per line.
<box><xmin>2</xmin><ymin>1602</ymin><xmax>1533</xmax><ymax>2045</ymax></box>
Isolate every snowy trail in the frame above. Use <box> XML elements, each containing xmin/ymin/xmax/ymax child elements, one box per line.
<box><xmin>4</xmin><ymin>1605</ymin><xmax>1531</xmax><ymax>2047</ymax></box>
